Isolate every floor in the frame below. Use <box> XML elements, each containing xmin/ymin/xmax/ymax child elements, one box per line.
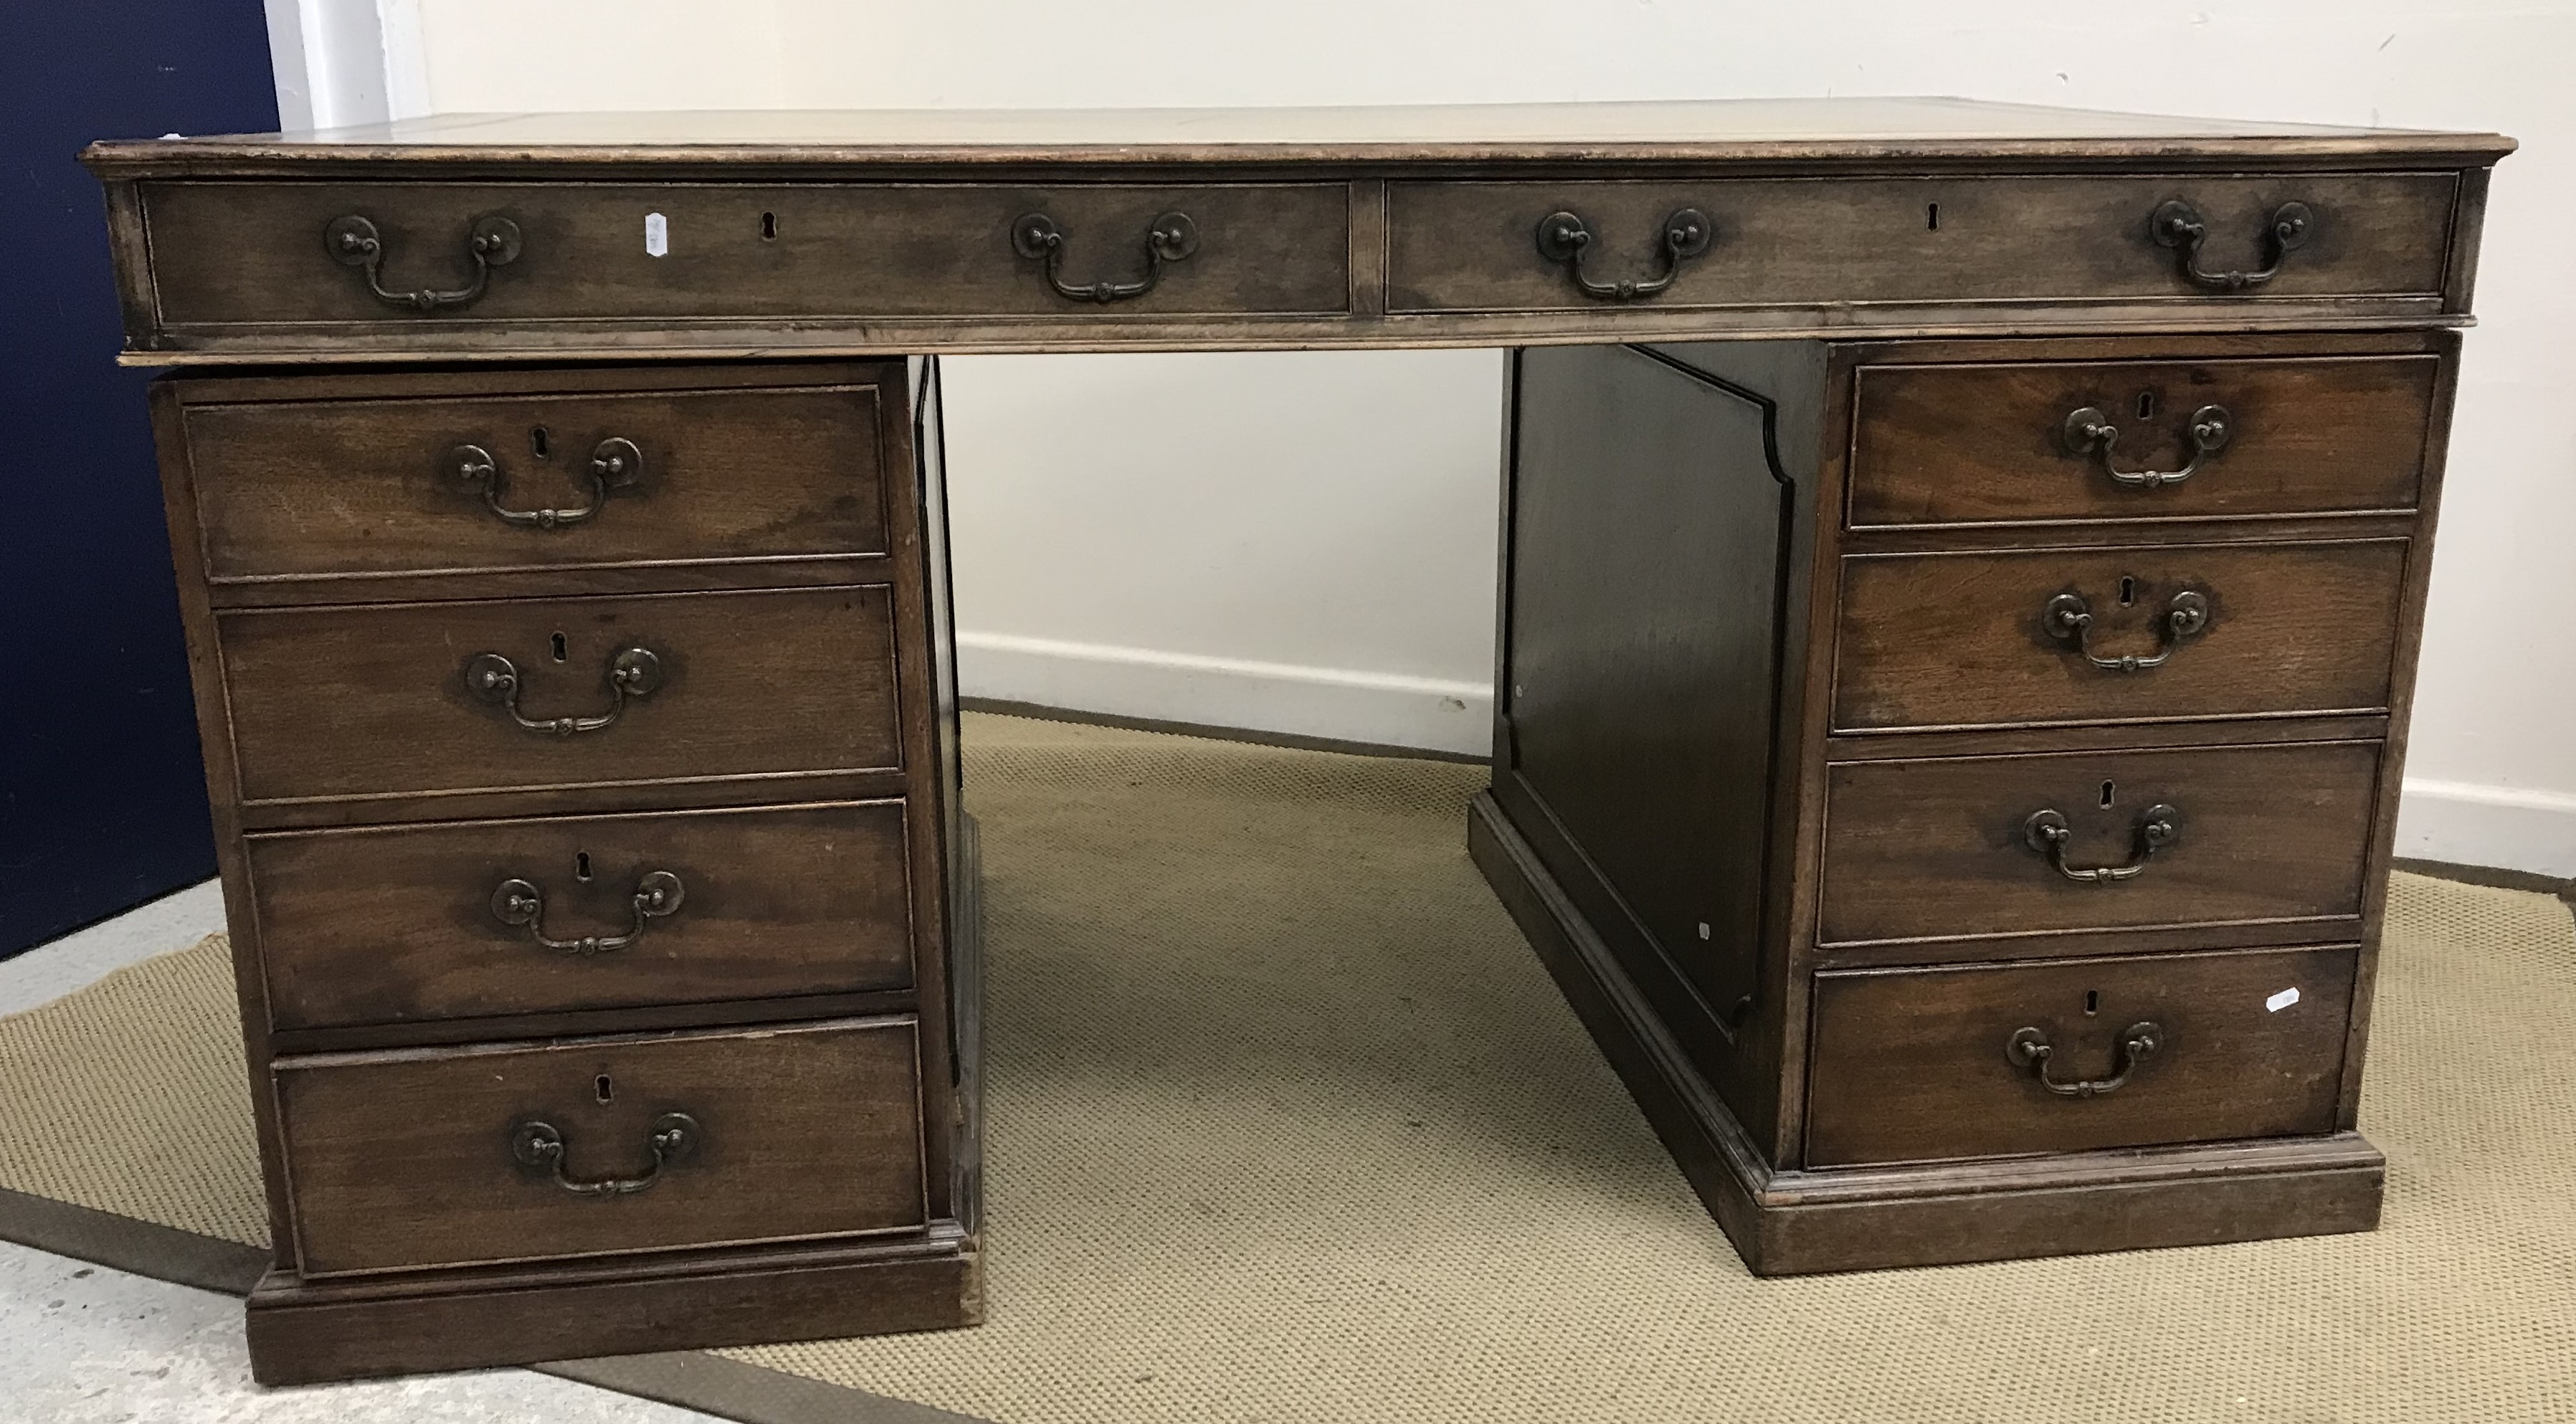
<box><xmin>0</xmin><ymin>881</ymin><xmax>722</xmax><ymax>1423</ymax></box>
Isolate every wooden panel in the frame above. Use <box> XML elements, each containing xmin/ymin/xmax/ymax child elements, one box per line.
<box><xmin>1818</xmin><ymin>741</ymin><xmax>2381</xmax><ymax>946</ymax></box>
<box><xmin>141</xmin><ymin>181</ymin><xmax>1351</xmax><ymax>326</ymax></box>
<box><xmin>217</xmin><ymin>585</ymin><xmax>901</xmax><ymax>809</ymax></box>
<box><xmin>246</xmin><ymin>800</ymin><xmax>916</xmax><ymax>1032</ymax></box>
<box><xmin>274</xmin><ymin>1018</ymin><xmax>927</xmax><ymax>1276</ymax></box>
<box><xmin>1389</xmin><ymin>174</ymin><xmax>2456</xmax><ymax>313</ymax></box>
<box><xmin>1805</xmin><ymin>946</ymin><xmax>2357</xmax><ymax>1167</ymax></box>
<box><xmin>1832</xmin><ymin>539</ymin><xmax>2406</xmax><ymax>732</ymax></box>
<box><xmin>184</xmin><ymin>376</ymin><xmax>888</xmax><ymax>582</ymax></box>
<box><xmin>1849</xmin><ymin>354</ymin><xmax>2438</xmax><ymax>526</ymax></box>
<box><xmin>1505</xmin><ymin>344</ymin><xmax>1791</xmax><ymax>1048</ymax></box>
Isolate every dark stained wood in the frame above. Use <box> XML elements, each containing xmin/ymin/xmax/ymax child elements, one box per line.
<box><xmin>1832</xmin><ymin>538</ymin><xmax>2408</xmax><ymax>731</ymax></box>
<box><xmin>244</xmin><ymin>800</ymin><xmax>917</xmax><ymax>1033</ymax></box>
<box><xmin>1804</xmin><ymin>945</ymin><xmax>2357</xmax><ymax>1167</ymax></box>
<box><xmin>216</xmin><ymin>584</ymin><xmax>902</xmax><ymax>810</ymax></box>
<box><xmin>1500</xmin><ymin>342</ymin><xmax>1796</xmax><ymax>1115</ymax></box>
<box><xmin>1848</xmin><ymin>354</ymin><xmax>2438</xmax><ymax>526</ymax></box>
<box><xmin>272</xmin><ymin>1017</ymin><xmax>927</xmax><ymax>1277</ymax></box>
<box><xmin>1470</xmin><ymin>791</ymin><xmax>2384</xmax><ymax>1274</ymax></box>
<box><xmin>140</xmin><ymin>181</ymin><xmax>1353</xmax><ymax>328</ymax></box>
<box><xmin>1817</xmin><ymin>739</ymin><xmax>2382</xmax><ymax>946</ymax></box>
<box><xmin>180</xmin><ymin>367</ymin><xmax>891</xmax><ymax>582</ymax></box>
<box><xmin>76</xmin><ymin>100</ymin><xmax>2522</xmax><ymax>171</ymax></box>
<box><xmin>1388</xmin><ymin>174</ymin><xmax>2456</xmax><ymax>313</ymax></box>
<box><xmin>244</xmin><ymin>1232</ymin><xmax>979</xmax><ymax>1385</ymax></box>
<box><xmin>95</xmin><ymin>103</ymin><xmax>2502</xmax><ymax>1368</ymax></box>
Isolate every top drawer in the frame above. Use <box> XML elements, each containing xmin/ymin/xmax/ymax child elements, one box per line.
<box><xmin>176</xmin><ymin>366</ymin><xmax>894</xmax><ymax>584</ymax></box>
<box><xmin>1387</xmin><ymin>173</ymin><xmax>2456</xmax><ymax>313</ymax></box>
<box><xmin>136</xmin><ymin>181</ymin><xmax>1352</xmax><ymax>330</ymax></box>
<box><xmin>1848</xmin><ymin>354</ymin><xmax>2441</xmax><ymax>528</ymax></box>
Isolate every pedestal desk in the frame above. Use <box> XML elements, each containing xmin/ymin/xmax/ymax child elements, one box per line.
<box><xmin>81</xmin><ymin>100</ymin><xmax>2512</xmax><ymax>1383</ymax></box>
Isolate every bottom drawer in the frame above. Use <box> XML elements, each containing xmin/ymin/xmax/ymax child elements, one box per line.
<box><xmin>276</xmin><ymin>1018</ymin><xmax>926</xmax><ymax>1276</ymax></box>
<box><xmin>1805</xmin><ymin>946</ymin><xmax>2355</xmax><ymax>1168</ymax></box>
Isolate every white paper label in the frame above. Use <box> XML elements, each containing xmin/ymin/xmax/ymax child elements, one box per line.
<box><xmin>2266</xmin><ymin>987</ymin><xmax>2301</xmax><ymax>1013</ymax></box>
<box><xmin>644</xmin><ymin>212</ymin><xmax>669</xmax><ymax>257</ymax></box>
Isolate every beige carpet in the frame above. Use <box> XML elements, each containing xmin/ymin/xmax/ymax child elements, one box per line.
<box><xmin>4</xmin><ymin>712</ymin><xmax>2574</xmax><ymax>1423</ymax></box>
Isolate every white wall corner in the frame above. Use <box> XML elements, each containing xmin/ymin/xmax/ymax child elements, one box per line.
<box><xmin>2396</xmin><ymin>778</ymin><xmax>2576</xmax><ymax>878</ymax></box>
<box><xmin>265</xmin><ymin>0</ymin><xmax>396</xmax><ymax>130</ymax></box>
<box><xmin>957</xmin><ymin>631</ymin><xmax>1492</xmax><ymax>756</ymax></box>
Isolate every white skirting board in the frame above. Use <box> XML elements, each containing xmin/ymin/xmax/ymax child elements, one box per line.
<box><xmin>955</xmin><ymin>630</ymin><xmax>1492</xmax><ymax>757</ymax></box>
<box><xmin>2396</xmin><ymin>778</ymin><xmax>2576</xmax><ymax>879</ymax></box>
<box><xmin>961</xmin><ymin>629</ymin><xmax>2573</xmax><ymax>878</ymax></box>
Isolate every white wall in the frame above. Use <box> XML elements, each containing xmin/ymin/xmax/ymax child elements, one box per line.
<box><xmin>277</xmin><ymin>0</ymin><xmax>2576</xmax><ymax>873</ymax></box>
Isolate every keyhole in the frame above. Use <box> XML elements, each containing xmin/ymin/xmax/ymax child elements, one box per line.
<box><xmin>2100</xmin><ymin>780</ymin><xmax>2116</xmax><ymax>809</ymax></box>
<box><xmin>574</xmin><ymin>851</ymin><xmax>593</xmax><ymax>882</ymax></box>
<box><xmin>2117</xmin><ymin>576</ymin><xmax>2137</xmax><ymax>607</ymax></box>
<box><xmin>549</xmin><ymin>630</ymin><xmax>569</xmax><ymax>662</ymax></box>
<box><xmin>2084</xmin><ymin>990</ymin><xmax>2101</xmax><ymax>1017</ymax></box>
<box><xmin>760</xmin><ymin>210</ymin><xmax>778</xmax><ymax>240</ymax></box>
<box><xmin>595</xmin><ymin>1074</ymin><xmax>614</xmax><ymax>1104</ymax></box>
<box><xmin>1926</xmin><ymin>202</ymin><xmax>1940</xmax><ymax>231</ymax></box>
<box><xmin>2137</xmin><ymin>391</ymin><xmax>2158</xmax><ymax>420</ymax></box>
<box><xmin>531</xmin><ymin>426</ymin><xmax>550</xmax><ymax>458</ymax></box>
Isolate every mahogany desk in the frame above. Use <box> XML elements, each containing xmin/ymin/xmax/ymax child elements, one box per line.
<box><xmin>82</xmin><ymin>99</ymin><xmax>2511</xmax><ymax>1382</ymax></box>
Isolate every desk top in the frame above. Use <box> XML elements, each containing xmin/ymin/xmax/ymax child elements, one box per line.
<box><xmin>85</xmin><ymin>98</ymin><xmax>2514</xmax><ymax>171</ymax></box>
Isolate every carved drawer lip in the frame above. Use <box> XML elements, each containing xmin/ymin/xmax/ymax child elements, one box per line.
<box><xmin>1386</xmin><ymin>171</ymin><xmax>2460</xmax><ymax>315</ymax></box>
<box><xmin>212</xmin><ymin>584</ymin><xmax>909</xmax><ymax>820</ymax></box>
<box><xmin>131</xmin><ymin>179</ymin><xmax>1358</xmax><ymax>332</ymax></box>
<box><xmin>242</xmin><ymin>799</ymin><xmax>922</xmax><ymax>1036</ymax></box>
<box><xmin>1812</xmin><ymin>739</ymin><xmax>2384</xmax><ymax>950</ymax></box>
<box><xmin>1844</xmin><ymin>352</ymin><xmax>2441</xmax><ymax>530</ymax></box>
<box><xmin>1801</xmin><ymin>943</ymin><xmax>2359</xmax><ymax>1169</ymax></box>
<box><xmin>178</xmin><ymin>381</ymin><xmax>893</xmax><ymax>586</ymax></box>
<box><xmin>271</xmin><ymin>1016</ymin><xmax>932</xmax><ymax>1279</ymax></box>
<box><xmin>1826</xmin><ymin>536</ymin><xmax>2410</xmax><ymax>736</ymax></box>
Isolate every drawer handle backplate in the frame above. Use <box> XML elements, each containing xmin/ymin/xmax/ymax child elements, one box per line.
<box><xmin>2150</xmin><ymin>199</ymin><xmax>2312</xmax><ymax>292</ymax></box>
<box><xmin>464</xmin><ymin>646</ymin><xmax>661</xmax><ymax>736</ymax></box>
<box><xmin>2023</xmin><ymin>804</ymin><xmax>2181</xmax><ymax>884</ymax></box>
<box><xmin>1012</xmin><ymin>211</ymin><xmax>1197</xmax><ymax>303</ymax></box>
<box><xmin>510</xmin><ymin>1113</ymin><xmax>700</xmax><ymax>1197</ymax></box>
<box><xmin>2063</xmin><ymin>403</ymin><xmax>2231</xmax><ymax>489</ymax></box>
<box><xmin>325</xmin><ymin>213</ymin><xmax>521</xmax><ymax>312</ymax></box>
<box><xmin>1534</xmin><ymin>208</ymin><xmax>1713</xmax><ymax>301</ymax></box>
<box><xmin>450</xmin><ymin>437</ymin><xmax>642</xmax><ymax>529</ymax></box>
<box><xmin>491</xmin><ymin>870</ymin><xmax>685</xmax><ymax>955</ymax></box>
<box><xmin>2007</xmin><ymin>1022</ymin><xmax>2162</xmax><ymax>1098</ymax></box>
<box><xmin>2043</xmin><ymin>589</ymin><xmax>2210</xmax><ymax>672</ymax></box>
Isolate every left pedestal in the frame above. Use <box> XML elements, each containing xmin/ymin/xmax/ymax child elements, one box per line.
<box><xmin>145</xmin><ymin>359</ymin><xmax>981</xmax><ymax>1383</ymax></box>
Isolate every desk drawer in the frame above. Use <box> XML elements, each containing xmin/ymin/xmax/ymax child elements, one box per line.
<box><xmin>1848</xmin><ymin>355</ymin><xmax>2440</xmax><ymax>528</ymax></box>
<box><xmin>1805</xmin><ymin>946</ymin><xmax>2356</xmax><ymax>1167</ymax></box>
<box><xmin>140</xmin><ymin>181</ymin><xmax>1351</xmax><ymax>328</ymax></box>
<box><xmin>1832</xmin><ymin>539</ymin><xmax>2406</xmax><ymax>733</ymax></box>
<box><xmin>217</xmin><ymin>585</ymin><xmax>902</xmax><ymax>811</ymax></box>
<box><xmin>247</xmin><ymin>801</ymin><xmax>918</xmax><ymax>1033</ymax></box>
<box><xmin>1817</xmin><ymin>741</ymin><xmax>2380</xmax><ymax>947</ymax></box>
<box><xmin>181</xmin><ymin>368</ymin><xmax>891</xmax><ymax>582</ymax></box>
<box><xmin>275</xmin><ymin>1018</ymin><xmax>927</xmax><ymax>1277</ymax></box>
<box><xmin>1387</xmin><ymin>173</ymin><xmax>2453</xmax><ymax>313</ymax></box>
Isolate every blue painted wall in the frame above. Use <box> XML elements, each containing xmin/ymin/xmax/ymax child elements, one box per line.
<box><xmin>1</xmin><ymin>4</ymin><xmax>278</xmax><ymax>954</ymax></box>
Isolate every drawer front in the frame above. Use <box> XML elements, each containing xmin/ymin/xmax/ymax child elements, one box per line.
<box><xmin>1833</xmin><ymin>539</ymin><xmax>2407</xmax><ymax>733</ymax></box>
<box><xmin>1849</xmin><ymin>355</ymin><xmax>2440</xmax><ymax>527</ymax></box>
<box><xmin>275</xmin><ymin>1018</ymin><xmax>927</xmax><ymax>1276</ymax></box>
<box><xmin>219</xmin><ymin>586</ymin><xmax>901</xmax><ymax>808</ymax></box>
<box><xmin>1805</xmin><ymin>945</ymin><xmax>2357</xmax><ymax>1167</ymax></box>
<box><xmin>247</xmin><ymin>801</ymin><xmax>917</xmax><ymax>1033</ymax></box>
<box><xmin>1388</xmin><ymin>173</ymin><xmax>2455</xmax><ymax>313</ymax></box>
<box><xmin>141</xmin><ymin>181</ymin><xmax>1351</xmax><ymax>327</ymax></box>
<box><xmin>1817</xmin><ymin>741</ymin><xmax>2380</xmax><ymax>946</ymax></box>
<box><xmin>184</xmin><ymin>375</ymin><xmax>890</xmax><ymax>582</ymax></box>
